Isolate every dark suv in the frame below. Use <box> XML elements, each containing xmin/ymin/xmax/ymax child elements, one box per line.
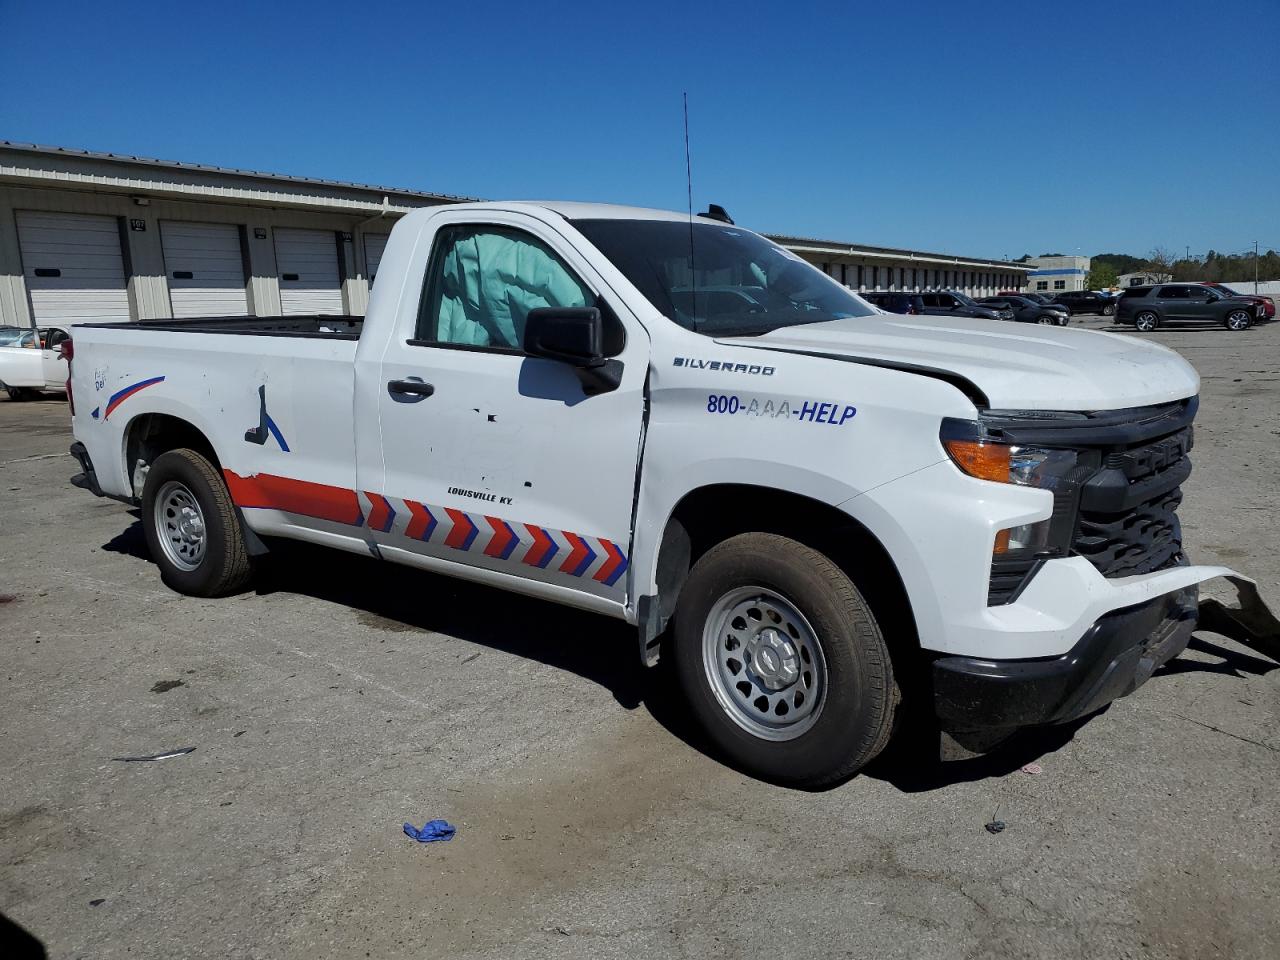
<box><xmin>1052</xmin><ymin>290</ymin><xmax>1117</xmax><ymax>316</ymax></box>
<box><xmin>861</xmin><ymin>290</ymin><xmax>1013</xmax><ymax>322</ymax></box>
<box><xmin>1115</xmin><ymin>284</ymin><xmax>1265</xmax><ymax>332</ymax></box>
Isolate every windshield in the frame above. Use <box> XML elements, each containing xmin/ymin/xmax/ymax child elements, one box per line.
<box><xmin>571</xmin><ymin>219</ymin><xmax>876</xmax><ymax>337</ymax></box>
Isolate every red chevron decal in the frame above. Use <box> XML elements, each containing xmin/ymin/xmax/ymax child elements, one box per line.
<box><xmin>483</xmin><ymin>516</ymin><xmax>519</xmax><ymax>559</ymax></box>
<box><xmin>365</xmin><ymin>492</ymin><xmax>395</xmax><ymax>533</ymax></box>
<box><xmin>444</xmin><ymin>508</ymin><xmax>479</xmax><ymax>550</ymax></box>
<box><xmin>522</xmin><ymin>524</ymin><xmax>557</xmax><ymax>568</ymax></box>
<box><xmin>404</xmin><ymin>500</ymin><xmax>437</xmax><ymax>541</ymax></box>
<box><xmin>559</xmin><ymin>532</ymin><xmax>591</xmax><ymax>575</ymax></box>
<box><xmin>593</xmin><ymin>538</ymin><xmax>627</xmax><ymax>586</ymax></box>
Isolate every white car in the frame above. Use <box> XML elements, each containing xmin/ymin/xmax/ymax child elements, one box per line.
<box><xmin>61</xmin><ymin>201</ymin><xmax>1278</xmax><ymax>786</ymax></box>
<box><xmin>0</xmin><ymin>324</ymin><xmax>71</xmax><ymax>400</ymax></box>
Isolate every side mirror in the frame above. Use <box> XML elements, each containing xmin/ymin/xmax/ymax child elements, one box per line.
<box><xmin>524</xmin><ymin>306</ymin><xmax>623</xmax><ymax>395</ymax></box>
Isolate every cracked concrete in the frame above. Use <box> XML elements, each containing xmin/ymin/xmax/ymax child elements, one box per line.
<box><xmin>1</xmin><ymin>316</ymin><xmax>1277</xmax><ymax>959</ymax></box>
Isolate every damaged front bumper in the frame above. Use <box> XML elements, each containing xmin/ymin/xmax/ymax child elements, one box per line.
<box><xmin>932</xmin><ymin>575</ymin><xmax>1280</xmax><ymax>739</ymax></box>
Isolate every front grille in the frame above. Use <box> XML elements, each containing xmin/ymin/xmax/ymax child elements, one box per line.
<box><xmin>1073</xmin><ymin>426</ymin><xmax>1192</xmax><ymax>578</ymax></box>
<box><xmin>1075</xmin><ymin>487</ymin><xmax>1184</xmax><ymax>576</ymax></box>
<box><xmin>983</xmin><ymin>401</ymin><xmax>1196</xmax><ymax>604</ymax></box>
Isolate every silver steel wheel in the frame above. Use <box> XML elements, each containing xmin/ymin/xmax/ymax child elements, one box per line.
<box><xmin>1135</xmin><ymin>312</ymin><xmax>1158</xmax><ymax>332</ymax></box>
<box><xmin>1226</xmin><ymin>310</ymin><xmax>1250</xmax><ymax>331</ymax></box>
<box><xmin>153</xmin><ymin>480</ymin><xmax>207</xmax><ymax>572</ymax></box>
<box><xmin>1037</xmin><ymin>316</ymin><xmax>1054</xmax><ymax>324</ymax></box>
<box><xmin>701</xmin><ymin>586</ymin><xmax>828</xmax><ymax>741</ymax></box>
<box><xmin>1103</xmin><ymin>303</ymin><xmax>1115</xmax><ymax>316</ymax></box>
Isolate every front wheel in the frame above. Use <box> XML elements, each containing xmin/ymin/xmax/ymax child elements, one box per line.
<box><xmin>674</xmin><ymin>533</ymin><xmax>898</xmax><ymax>787</ymax></box>
<box><xmin>1036</xmin><ymin>316</ymin><xmax>1055</xmax><ymax>325</ymax></box>
<box><xmin>1225</xmin><ymin>310</ymin><xmax>1252</xmax><ymax>331</ymax></box>
<box><xmin>1134</xmin><ymin>311</ymin><xmax>1159</xmax><ymax>332</ymax></box>
<box><xmin>1103</xmin><ymin>303</ymin><xmax>1116</xmax><ymax>316</ymax></box>
<box><xmin>141</xmin><ymin>448</ymin><xmax>253</xmax><ymax>596</ymax></box>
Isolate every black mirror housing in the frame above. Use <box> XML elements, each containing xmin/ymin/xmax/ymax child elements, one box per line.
<box><xmin>523</xmin><ymin>306</ymin><xmax>623</xmax><ymax>394</ymax></box>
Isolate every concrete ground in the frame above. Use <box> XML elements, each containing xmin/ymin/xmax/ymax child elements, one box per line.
<box><xmin>1</xmin><ymin>315</ymin><xmax>1277</xmax><ymax>960</ymax></box>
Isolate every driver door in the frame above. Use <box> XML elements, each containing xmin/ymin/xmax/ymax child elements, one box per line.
<box><xmin>369</xmin><ymin>212</ymin><xmax>649</xmax><ymax>610</ymax></box>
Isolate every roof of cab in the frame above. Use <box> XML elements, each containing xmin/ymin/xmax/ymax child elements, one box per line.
<box><xmin>427</xmin><ymin>199</ymin><xmax>728</xmax><ymax>224</ymax></box>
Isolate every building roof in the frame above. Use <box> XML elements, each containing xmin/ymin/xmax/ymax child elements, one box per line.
<box><xmin>0</xmin><ymin>140</ymin><xmax>477</xmax><ymax>204</ymax></box>
<box><xmin>0</xmin><ymin>141</ymin><xmax>1028</xmax><ymax>270</ymax></box>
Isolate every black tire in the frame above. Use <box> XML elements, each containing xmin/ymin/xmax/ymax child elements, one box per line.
<box><xmin>673</xmin><ymin>533</ymin><xmax>898</xmax><ymax>787</ymax></box>
<box><xmin>1103</xmin><ymin>303</ymin><xmax>1116</xmax><ymax>316</ymax></box>
<box><xmin>1224</xmin><ymin>309</ymin><xmax>1252</xmax><ymax>332</ymax></box>
<box><xmin>1134</xmin><ymin>311</ymin><xmax>1159</xmax><ymax>332</ymax></box>
<box><xmin>141</xmin><ymin>448</ymin><xmax>253</xmax><ymax>597</ymax></box>
<box><xmin>5</xmin><ymin>386</ymin><xmax>30</xmax><ymax>401</ymax></box>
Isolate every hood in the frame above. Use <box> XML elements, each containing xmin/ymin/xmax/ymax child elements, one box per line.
<box><xmin>717</xmin><ymin>314</ymin><xmax>1199</xmax><ymax>411</ymax></box>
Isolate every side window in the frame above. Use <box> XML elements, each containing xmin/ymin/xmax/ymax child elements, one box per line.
<box><xmin>45</xmin><ymin>328</ymin><xmax>68</xmax><ymax>349</ymax></box>
<box><xmin>415</xmin><ymin>225</ymin><xmax>594</xmax><ymax>350</ymax></box>
<box><xmin>920</xmin><ymin>294</ymin><xmax>940</xmax><ymax>308</ymax></box>
<box><xmin>1158</xmin><ymin>286</ymin><xmax>1187</xmax><ymax>300</ymax></box>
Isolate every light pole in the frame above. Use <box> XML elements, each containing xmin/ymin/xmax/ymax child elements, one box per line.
<box><xmin>1256</xmin><ymin>240</ymin><xmax>1260</xmax><ymax>295</ymax></box>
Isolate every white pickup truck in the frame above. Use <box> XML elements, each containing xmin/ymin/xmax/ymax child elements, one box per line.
<box><xmin>64</xmin><ymin>201</ymin><xmax>1278</xmax><ymax>785</ymax></box>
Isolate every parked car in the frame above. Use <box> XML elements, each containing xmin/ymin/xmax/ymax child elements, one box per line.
<box><xmin>1001</xmin><ymin>291</ymin><xmax>1057</xmax><ymax>307</ymax></box>
<box><xmin>1115</xmin><ymin>284</ymin><xmax>1266</xmax><ymax>332</ymax></box>
<box><xmin>1052</xmin><ymin>290</ymin><xmax>1117</xmax><ymax>316</ymax></box>
<box><xmin>978</xmin><ymin>295</ymin><xmax>1070</xmax><ymax>326</ymax></box>
<box><xmin>0</xmin><ymin>324</ymin><xmax>71</xmax><ymax>400</ymax></box>
<box><xmin>61</xmin><ymin>200</ymin><xmax>1274</xmax><ymax>786</ymax></box>
<box><xmin>1197</xmin><ymin>283</ymin><xmax>1275</xmax><ymax>319</ymax></box>
<box><xmin>862</xmin><ymin>290</ymin><xmax>1013</xmax><ymax>322</ymax></box>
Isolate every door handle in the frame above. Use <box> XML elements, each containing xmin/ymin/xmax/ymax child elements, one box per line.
<box><xmin>387</xmin><ymin>377</ymin><xmax>435</xmax><ymax>402</ymax></box>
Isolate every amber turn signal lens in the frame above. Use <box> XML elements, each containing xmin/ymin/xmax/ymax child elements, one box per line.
<box><xmin>992</xmin><ymin>528</ymin><xmax>1012</xmax><ymax>554</ymax></box>
<box><xmin>941</xmin><ymin>438</ymin><xmax>1011</xmax><ymax>483</ymax></box>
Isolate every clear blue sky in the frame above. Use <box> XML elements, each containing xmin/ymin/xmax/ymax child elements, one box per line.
<box><xmin>3</xmin><ymin>0</ymin><xmax>1277</xmax><ymax>260</ymax></box>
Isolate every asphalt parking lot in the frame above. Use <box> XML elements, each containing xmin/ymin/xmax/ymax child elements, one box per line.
<box><xmin>2</xmin><ymin>315</ymin><xmax>1278</xmax><ymax>960</ymax></box>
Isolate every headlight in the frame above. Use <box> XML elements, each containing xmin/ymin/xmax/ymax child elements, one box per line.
<box><xmin>940</xmin><ymin>419</ymin><xmax>1100</xmax><ymax>557</ymax></box>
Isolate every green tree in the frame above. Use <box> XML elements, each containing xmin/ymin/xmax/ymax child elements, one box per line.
<box><xmin>1086</xmin><ymin>262</ymin><xmax>1119</xmax><ymax>290</ymax></box>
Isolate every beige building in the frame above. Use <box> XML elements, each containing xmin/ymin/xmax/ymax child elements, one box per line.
<box><xmin>1024</xmin><ymin>255</ymin><xmax>1090</xmax><ymax>293</ymax></box>
<box><xmin>1</xmin><ymin>141</ymin><xmax>1031</xmax><ymax>327</ymax></box>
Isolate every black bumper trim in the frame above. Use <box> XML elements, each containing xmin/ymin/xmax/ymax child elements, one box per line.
<box><xmin>933</xmin><ymin>588</ymin><xmax>1198</xmax><ymax>734</ymax></box>
<box><xmin>69</xmin><ymin>441</ymin><xmax>104</xmax><ymax>497</ymax></box>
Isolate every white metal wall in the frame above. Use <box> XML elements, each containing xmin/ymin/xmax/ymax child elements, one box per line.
<box><xmin>160</xmin><ymin>220</ymin><xmax>249</xmax><ymax>318</ymax></box>
<box><xmin>15</xmin><ymin>210</ymin><xmax>131</xmax><ymax>324</ymax></box>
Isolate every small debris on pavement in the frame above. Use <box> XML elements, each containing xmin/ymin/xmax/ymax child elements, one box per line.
<box><xmin>984</xmin><ymin>820</ymin><xmax>1006</xmax><ymax>835</ymax></box>
<box><xmin>150</xmin><ymin>679</ymin><xmax>185</xmax><ymax>693</ymax></box>
<box><xmin>461</xmin><ymin>652</ymin><xmax>481</xmax><ymax>664</ymax></box>
<box><xmin>1020</xmin><ymin>763</ymin><xmax>1043</xmax><ymax>775</ymax></box>
<box><xmin>89</xmin><ymin>899</ymin><xmax>106</xmax><ymax>907</ymax></box>
<box><xmin>403</xmin><ymin>819</ymin><xmax>456</xmax><ymax>843</ymax></box>
<box><xmin>111</xmin><ymin>746</ymin><xmax>196</xmax><ymax>762</ymax></box>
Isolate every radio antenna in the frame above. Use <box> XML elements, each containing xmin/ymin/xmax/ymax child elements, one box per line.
<box><xmin>683</xmin><ymin>92</ymin><xmax>697</xmax><ymax>329</ymax></box>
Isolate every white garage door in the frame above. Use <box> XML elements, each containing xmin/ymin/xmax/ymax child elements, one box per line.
<box><xmin>16</xmin><ymin>211</ymin><xmax>131</xmax><ymax>324</ymax></box>
<box><xmin>161</xmin><ymin>221</ymin><xmax>249</xmax><ymax>318</ymax></box>
<box><xmin>274</xmin><ymin>228</ymin><xmax>344</xmax><ymax>315</ymax></box>
<box><xmin>364</xmin><ymin>233</ymin><xmax>389</xmax><ymax>286</ymax></box>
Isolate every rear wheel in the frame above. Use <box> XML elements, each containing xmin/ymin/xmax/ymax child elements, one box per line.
<box><xmin>141</xmin><ymin>448</ymin><xmax>253</xmax><ymax>596</ymax></box>
<box><xmin>674</xmin><ymin>533</ymin><xmax>898</xmax><ymax>787</ymax></box>
<box><xmin>1134</xmin><ymin>311</ymin><xmax>1159</xmax><ymax>332</ymax></box>
<box><xmin>1103</xmin><ymin>302</ymin><xmax>1116</xmax><ymax>316</ymax></box>
<box><xmin>1225</xmin><ymin>310</ymin><xmax>1252</xmax><ymax>331</ymax></box>
<box><xmin>5</xmin><ymin>386</ymin><xmax>30</xmax><ymax>401</ymax></box>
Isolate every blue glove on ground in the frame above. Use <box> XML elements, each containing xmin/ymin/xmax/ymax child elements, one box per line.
<box><xmin>403</xmin><ymin>819</ymin><xmax>456</xmax><ymax>843</ymax></box>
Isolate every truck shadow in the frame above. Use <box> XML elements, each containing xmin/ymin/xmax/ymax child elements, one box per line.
<box><xmin>101</xmin><ymin>522</ymin><xmax>1277</xmax><ymax>792</ymax></box>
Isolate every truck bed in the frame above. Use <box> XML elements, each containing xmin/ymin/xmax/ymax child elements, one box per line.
<box><xmin>74</xmin><ymin>315</ymin><xmax>364</xmax><ymax>339</ymax></box>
